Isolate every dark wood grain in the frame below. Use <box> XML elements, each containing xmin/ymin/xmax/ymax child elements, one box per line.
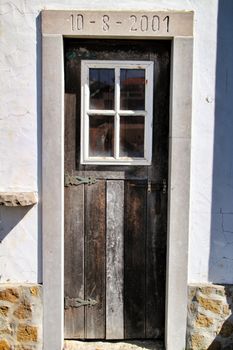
<box><xmin>124</xmin><ymin>180</ymin><xmax>147</xmax><ymax>339</ymax></box>
<box><xmin>146</xmin><ymin>187</ymin><xmax>166</xmax><ymax>339</ymax></box>
<box><xmin>64</xmin><ymin>94</ymin><xmax>77</xmax><ymax>172</ymax></box>
<box><xmin>64</xmin><ymin>185</ymin><xmax>85</xmax><ymax>338</ymax></box>
<box><xmin>148</xmin><ymin>50</ymin><xmax>170</xmax><ymax>182</ymax></box>
<box><xmin>144</xmin><ymin>49</ymin><xmax>170</xmax><ymax>339</ymax></box>
<box><xmin>85</xmin><ymin>180</ymin><xmax>106</xmax><ymax>339</ymax></box>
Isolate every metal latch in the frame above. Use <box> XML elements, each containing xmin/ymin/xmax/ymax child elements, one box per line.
<box><xmin>148</xmin><ymin>180</ymin><xmax>152</xmax><ymax>193</ymax></box>
<box><xmin>65</xmin><ymin>173</ymin><xmax>97</xmax><ymax>187</ymax></box>
<box><xmin>147</xmin><ymin>179</ymin><xmax>167</xmax><ymax>194</ymax></box>
<box><xmin>64</xmin><ymin>296</ymin><xmax>98</xmax><ymax>309</ymax></box>
<box><xmin>162</xmin><ymin>179</ymin><xmax>167</xmax><ymax>194</ymax></box>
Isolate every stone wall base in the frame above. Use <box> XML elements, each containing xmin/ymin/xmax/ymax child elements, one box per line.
<box><xmin>0</xmin><ymin>284</ymin><xmax>42</xmax><ymax>350</ymax></box>
<box><xmin>187</xmin><ymin>284</ymin><xmax>233</xmax><ymax>350</ymax></box>
<box><xmin>1</xmin><ymin>282</ymin><xmax>232</xmax><ymax>350</ymax></box>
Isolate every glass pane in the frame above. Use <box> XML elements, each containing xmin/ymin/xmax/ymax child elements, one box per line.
<box><xmin>89</xmin><ymin>69</ymin><xmax>115</xmax><ymax>110</ymax></box>
<box><xmin>89</xmin><ymin>115</ymin><xmax>114</xmax><ymax>157</ymax></box>
<box><xmin>120</xmin><ymin>69</ymin><xmax>145</xmax><ymax>110</ymax></box>
<box><xmin>120</xmin><ymin>116</ymin><xmax>144</xmax><ymax>157</ymax></box>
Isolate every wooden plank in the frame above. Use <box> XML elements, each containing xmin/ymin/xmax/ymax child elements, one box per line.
<box><xmin>146</xmin><ymin>187</ymin><xmax>166</xmax><ymax>339</ymax></box>
<box><xmin>64</xmin><ymin>185</ymin><xmax>85</xmax><ymax>338</ymax></box>
<box><xmin>85</xmin><ymin>180</ymin><xmax>106</xmax><ymax>339</ymax></box>
<box><xmin>124</xmin><ymin>180</ymin><xmax>147</xmax><ymax>339</ymax></box>
<box><xmin>64</xmin><ymin>93</ymin><xmax>76</xmax><ymax>172</ymax></box>
<box><xmin>106</xmin><ymin>180</ymin><xmax>124</xmax><ymax>339</ymax></box>
<box><xmin>148</xmin><ymin>49</ymin><xmax>170</xmax><ymax>181</ymax></box>
<box><xmin>74</xmin><ymin>168</ymin><xmax>147</xmax><ymax>181</ymax></box>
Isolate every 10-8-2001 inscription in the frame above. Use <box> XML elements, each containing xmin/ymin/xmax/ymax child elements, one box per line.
<box><xmin>70</xmin><ymin>13</ymin><xmax>170</xmax><ymax>33</ymax></box>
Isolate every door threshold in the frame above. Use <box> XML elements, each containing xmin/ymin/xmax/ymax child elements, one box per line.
<box><xmin>64</xmin><ymin>340</ymin><xmax>164</xmax><ymax>350</ymax></box>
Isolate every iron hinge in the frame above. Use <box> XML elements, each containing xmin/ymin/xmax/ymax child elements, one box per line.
<box><xmin>64</xmin><ymin>296</ymin><xmax>98</xmax><ymax>309</ymax></box>
<box><xmin>64</xmin><ymin>173</ymin><xmax>97</xmax><ymax>187</ymax></box>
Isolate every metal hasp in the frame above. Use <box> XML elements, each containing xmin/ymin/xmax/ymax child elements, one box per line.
<box><xmin>147</xmin><ymin>179</ymin><xmax>167</xmax><ymax>193</ymax></box>
<box><xmin>162</xmin><ymin>179</ymin><xmax>167</xmax><ymax>194</ymax></box>
<box><xmin>65</xmin><ymin>296</ymin><xmax>98</xmax><ymax>309</ymax></box>
<box><xmin>65</xmin><ymin>173</ymin><xmax>97</xmax><ymax>186</ymax></box>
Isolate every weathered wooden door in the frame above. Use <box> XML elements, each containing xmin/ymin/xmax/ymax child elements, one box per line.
<box><xmin>64</xmin><ymin>39</ymin><xmax>170</xmax><ymax>340</ymax></box>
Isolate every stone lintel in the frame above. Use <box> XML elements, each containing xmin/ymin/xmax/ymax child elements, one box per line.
<box><xmin>0</xmin><ymin>192</ymin><xmax>38</xmax><ymax>206</ymax></box>
<box><xmin>42</xmin><ymin>10</ymin><xmax>193</xmax><ymax>37</ymax></box>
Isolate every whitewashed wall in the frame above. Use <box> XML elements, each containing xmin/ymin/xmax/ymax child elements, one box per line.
<box><xmin>0</xmin><ymin>0</ymin><xmax>232</xmax><ymax>284</ymax></box>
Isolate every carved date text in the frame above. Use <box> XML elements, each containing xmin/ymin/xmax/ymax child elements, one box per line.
<box><xmin>71</xmin><ymin>14</ymin><xmax>84</xmax><ymax>31</ymax></box>
<box><xmin>130</xmin><ymin>14</ymin><xmax>170</xmax><ymax>32</ymax></box>
<box><xmin>69</xmin><ymin>13</ymin><xmax>170</xmax><ymax>33</ymax></box>
<box><xmin>102</xmin><ymin>15</ymin><xmax>110</xmax><ymax>31</ymax></box>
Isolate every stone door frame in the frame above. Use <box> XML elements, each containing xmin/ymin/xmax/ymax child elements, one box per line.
<box><xmin>42</xmin><ymin>10</ymin><xmax>193</xmax><ymax>350</ymax></box>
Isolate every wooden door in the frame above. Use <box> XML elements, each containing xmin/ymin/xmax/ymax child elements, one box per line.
<box><xmin>64</xmin><ymin>39</ymin><xmax>170</xmax><ymax>340</ymax></box>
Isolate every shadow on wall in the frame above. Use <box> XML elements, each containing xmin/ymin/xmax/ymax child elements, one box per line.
<box><xmin>0</xmin><ymin>14</ymin><xmax>42</xmax><ymax>283</ymax></box>
<box><xmin>209</xmin><ymin>0</ymin><xmax>233</xmax><ymax>283</ymax></box>
<box><xmin>0</xmin><ymin>206</ymin><xmax>31</xmax><ymax>242</ymax></box>
<box><xmin>206</xmin><ymin>0</ymin><xmax>233</xmax><ymax>348</ymax></box>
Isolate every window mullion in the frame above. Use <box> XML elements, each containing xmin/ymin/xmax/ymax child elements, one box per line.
<box><xmin>115</xmin><ymin>67</ymin><xmax>120</xmax><ymax>159</ymax></box>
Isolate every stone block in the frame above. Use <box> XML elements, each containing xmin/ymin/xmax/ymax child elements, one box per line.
<box><xmin>0</xmin><ymin>307</ymin><xmax>9</xmax><ymax>317</ymax></box>
<box><xmin>14</xmin><ymin>302</ymin><xmax>32</xmax><ymax>320</ymax></box>
<box><xmin>187</xmin><ymin>283</ymin><xmax>233</xmax><ymax>350</ymax></box>
<box><xmin>29</xmin><ymin>287</ymin><xmax>39</xmax><ymax>297</ymax></box>
<box><xmin>197</xmin><ymin>295</ymin><xmax>222</xmax><ymax>314</ymax></box>
<box><xmin>190</xmin><ymin>333</ymin><xmax>206</xmax><ymax>349</ymax></box>
<box><xmin>0</xmin><ymin>339</ymin><xmax>10</xmax><ymax>350</ymax></box>
<box><xmin>195</xmin><ymin>314</ymin><xmax>214</xmax><ymax>328</ymax></box>
<box><xmin>0</xmin><ymin>192</ymin><xmax>38</xmax><ymax>206</ymax></box>
<box><xmin>17</xmin><ymin>325</ymin><xmax>37</xmax><ymax>342</ymax></box>
<box><xmin>0</xmin><ymin>288</ymin><xmax>19</xmax><ymax>303</ymax></box>
<box><xmin>14</xmin><ymin>346</ymin><xmax>37</xmax><ymax>350</ymax></box>
<box><xmin>0</xmin><ymin>285</ymin><xmax>42</xmax><ymax>349</ymax></box>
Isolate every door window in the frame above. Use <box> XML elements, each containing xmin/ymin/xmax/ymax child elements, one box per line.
<box><xmin>81</xmin><ymin>61</ymin><xmax>154</xmax><ymax>165</ymax></box>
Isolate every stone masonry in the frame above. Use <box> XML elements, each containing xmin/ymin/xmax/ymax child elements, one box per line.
<box><xmin>187</xmin><ymin>284</ymin><xmax>233</xmax><ymax>350</ymax></box>
<box><xmin>0</xmin><ymin>285</ymin><xmax>42</xmax><ymax>350</ymax></box>
<box><xmin>0</xmin><ymin>193</ymin><xmax>38</xmax><ymax>207</ymax></box>
<box><xmin>1</xmin><ymin>282</ymin><xmax>233</xmax><ymax>350</ymax></box>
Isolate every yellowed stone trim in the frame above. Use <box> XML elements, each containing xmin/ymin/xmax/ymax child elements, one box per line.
<box><xmin>0</xmin><ymin>192</ymin><xmax>38</xmax><ymax>206</ymax></box>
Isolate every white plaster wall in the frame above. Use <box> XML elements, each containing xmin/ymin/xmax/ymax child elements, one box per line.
<box><xmin>1</xmin><ymin>0</ymin><xmax>232</xmax><ymax>284</ymax></box>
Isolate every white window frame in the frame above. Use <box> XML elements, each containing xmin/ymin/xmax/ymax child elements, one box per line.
<box><xmin>81</xmin><ymin>60</ymin><xmax>154</xmax><ymax>165</ymax></box>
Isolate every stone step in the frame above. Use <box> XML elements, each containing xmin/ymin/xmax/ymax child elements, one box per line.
<box><xmin>64</xmin><ymin>340</ymin><xmax>164</xmax><ymax>350</ymax></box>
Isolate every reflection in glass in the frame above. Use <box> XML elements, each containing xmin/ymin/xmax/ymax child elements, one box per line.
<box><xmin>89</xmin><ymin>69</ymin><xmax>115</xmax><ymax>110</ymax></box>
<box><xmin>120</xmin><ymin>116</ymin><xmax>144</xmax><ymax>157</ymax></box>
<box><xmin>120</xmin><ymin>69</ymin><xmax>145</xmax><ymax>110</ymax></box>
<box><xmin>89</xmin><ymin>115</ymin><xmax>114</xmax><ymax>157</ymax></box>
